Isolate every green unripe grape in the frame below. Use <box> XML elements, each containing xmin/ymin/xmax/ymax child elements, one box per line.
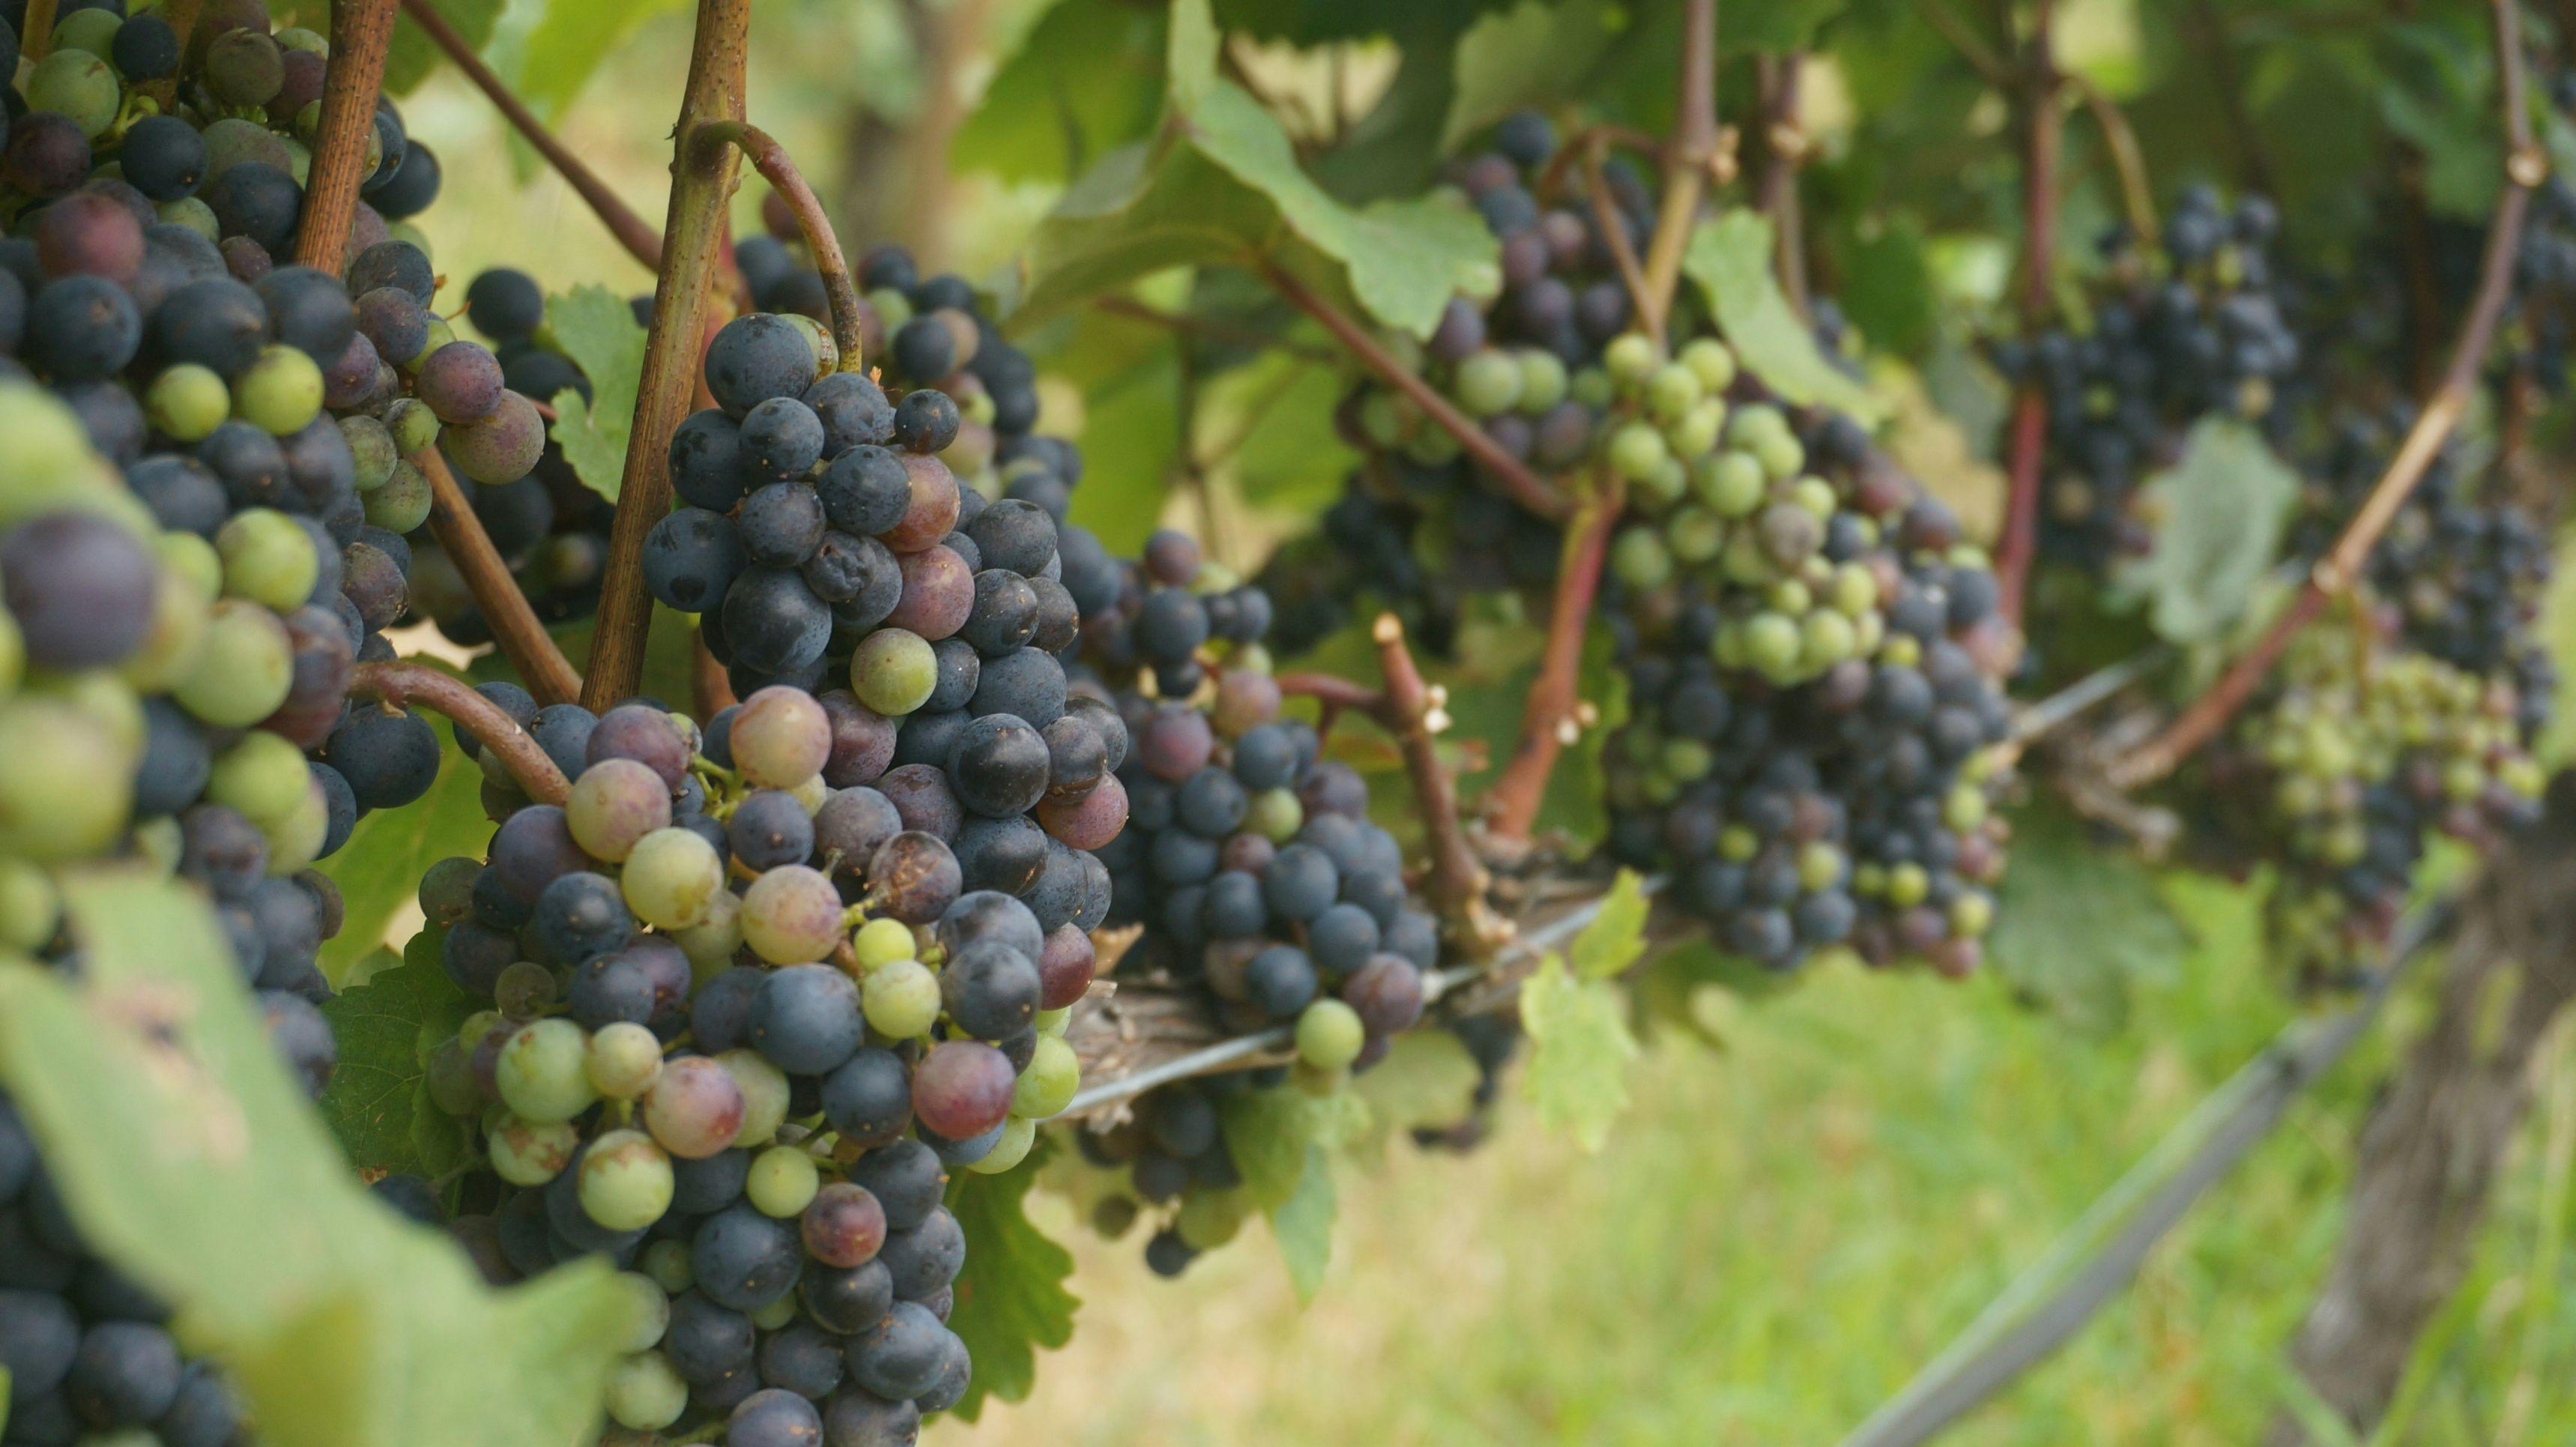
<box><xmin>1695</xmin><ymin>450</ymin><xmax>1768</xmax><ymax>517</ymax></box>
<box><xmin>488</xmin><ymin>1114</ymin><xmax>580</xmax><ymax>1186</ymax></box>
<box><xmin>1403</xmin><ymin>424</ymin><xmax>1461</xmax><ymax>467</ymax></box>
<box><xmin>1645</xmin><ymin>362</ymin><xmax>1704</xmax><ymax>423</ymax></box>
<box><xmin>1719</xmin><ymin>528</ymin><xmax>1772</xmax><ymax>587</ymax></box>
<box><xmin>1245</xmin><ymin>786</ymin><xmax>1302</xmax><ymax>843</ymax></box>
<box><xmin>1607</xmin><ymin>420</ymin><xmax>1669</xmax><ymax>483</ymax></box>
<box><xmin>1801</xmin><ymin>609</ymin><xmax>1856</xmax><ymax>670</ymax></box>
<box><xmin>26</xmin><ymin>49</ymin><xmax>118</xmax><ymax>137</ymax></box>
<box><xmin>581</xmin><ymin>1129</ymin><xmax>676</xmax><ymax>1231</ymax></box>
<box><xmin>363</xmin><ymin>460</ymin><xmax>433</xmax><ymax>533</ymax></box>
<box><xmin>1851</xmin><ymin>611</ymin><xmax>1884</xmax><ymax>659</ymax></box>
<box><xmin>621</xmin><ymin>827</ymin><xmax>726</xmax><ymax>931</ymax></box>
<box><xmin>717</xmin><ymin>1048</ymin><xmax>790</xmax><ymax>1147</ymax></box>
<box><xmin>1798</xmin><ymin>841</ymin><xmax>1846</xmax><ymax>892</ymax></box>
<box><xmin>746</xmin><ymin>1144</ymin><xmax>820</xmax><ymax>1218</ymax></box>
<box><xmin>1718</xmin><ymin>824</ymin><xmax>1759</xmax><ymax>862</ymax></box>
<box><xmin>749</xmin><ymin>1295</ymin><xmax>799</xmax><ymax>1332</ymax></box>
<box><xmin>230</xmin><ymin>345</ymin><xmax>324</xmax><ymax>436</ymax></box>
<box><xmin>275</xmin><ymin>25</ymin><xmax>331</xmax><ymax>54</ymax></box>
<box><xmin>118</xmin><ymin>561</ymin><xmax>208</xmax><ymax>693</ymax></box>
<box><xmin>173</xmin><ymin>600</ymin><xmax>293</xmax><ymax>727</ymax></box>
<box><xmin>605</xmin><ymin>1353</ymin><xmax>688</xmax><ymax>1433</ymax></box>
<box><xmin>386</xmin><ymin>397</ymin><xmax>441</xmax><ymax>454</ymax></box>
<box><xmin>1741</xmin><ymin>611</ymin><xmax>1801</xmax><ymax>678</ymax></box>
<box><xmin>851</xmin><ymin>916</ymin><xmax>916</xmax><ymax>970</ymax></box>
<box><xmin>1666</xmin><ymin>397</ymin><xmax>1725</xmax><ymax>457</ymax></box>
<box><xmin>1635</xmin><ymin>456</ymin><xmax>1689</xmax><ymax>509</ymax></box>
<box><xmin>147</xmin><ymin>365</ymin><xmax>231</xmax><ymax>442</ymax></box>
<box><xmin>849</xmin><ymin>628</ymin><xmax>937</xmax><ymax>716</ymax></box>
<box><xmin>459</xmin><ymin>1011</ymin><xmax>505</xmax><ymax>1051</ymax></box>
<box><xmin>1726</xmin><ymin>402</ymin><xmax>1789</xmax><ymax>448</ymax></box>
<box><xmin>0</xmin><ymin>858</ymin><xmax>60</xmax><ymax>952</ymax></box>
<box><xmin>1943</xmin><ymin>783</ymin><xmax>1989</xmax><ymax>832</ymax></box>
<box><xmin>1880</xmin><ymin>633</ymin><xmax>1922</xmax><ymax>668</ymax></box>
<box><xmin>610</xmin><ymin>1272</ymin><xmax>669</xmax><ymax>1354</ymax></box>
<box><xmin>157</xmin><ymin>196</ymin><xmax>220</xmax><ymax>241</ymax></box>
<box><xmin>1886</xmin><ymin>862</ymin><xmax>1931</xmax><ymax>908</ymax></box>
<box><xmin>217</xmin><ymin>508</ymin><xmax>320</xmax><ymax>610</ymax></box>
<box><xmin>1791</xmin><ymin>476</ymin><xmax>1837</xmax><ymax>518</ymax></box>
<box><xmin>1830</xmin><ymin>562</ymin><xmax>1878</xmax><ymax>616</ymax></box>
<box><xmin>1570</xmin><ymin>365</ymin><xmax>1615</xmax><ymax>410</ymax></box>
<box><xmin>341</xmin><ymin>415</ymin><xmax>398</xmax><ymax>492</ymax></box>
<box><xmin>1852</xmin><ymin>863</ymin><xmax>1887</xmax><ymax>898</ymax></box>
<box><xmin>1768</xmin><ymin>579</ymin><xmax>1812</xmax><ymax>614</ymax></box>
<box><xmin>1603</xmin><ymin>332</ymin><xmax>1658</xmax><ymax>386</ymax></box>
<box><xmin>1667</xmin><ymin>506</ymin><xmax>1724</xmax><ymax>565</ymax></box>
<box><xmin>966</xmin><ymin>1114</ymin><xmax>1038</xmax><ymax>1175</ymax></box>
<box><xmin>1610</xmin><ymin>527</ymin><xmax>1671</xmax><ymax>590</ymax></box>
<box><xmin>1035</xmin><ymin>1006</ymin><xmax>1071</xmax><ymax>1036</ymax></box>
<box><xmin>495</xmin><ymin>1018</ymin><xmax>598</xmax><ymax>1124</ymax></box>
<box><xmin>1011</xmin><ymin>1032</ymin><xmax>1080</xmax><ymax>1119</ymax></box>
<box><xmin>406</xmin><ymin>314</ymin><xmax>455</xmax><ymax>370</ymax></box>
<box><xmin>1680</xmin><ymin>336</ymin><xmax>1738</xmax><ymax>392</ymax></box>
<box><xmin>860</xmin><ymin>958</ymin><xmax>940</xmax><ymax>1038</ymax></box>
<box><xmin>1757</xmin><ymin>433</ymin><xmax>1808</xmax><ymax>482</ymax></box>
<box><xmin>1295</xmin><ymin>997</ymin><xmax>1366</xmax><ymax>1071</ymax></box>
<box><xmin>1950</xmin><ymin>892</ymin><xmax>1996</xmax><ymax>938</ymax></box>
<box><xmin>587</xmin><ymin>1021</ymin><xmax>665</xmax><ymax>1100</ymax></box>
<box><xmin>0</xmin><ymin>611</ymin><xmax>22</xmax><ymax>701</ymax></box>
<box><xmin>1517</xmin><ymin>348</ymin><xmax>1570</xmax><ymax>412</ymax></box>
<box><xmin>1452</xmin><ymin>348</ymin><xmax>1525</xmax><ymax>417</ymax></box>
<box><xmin>1175</xmin><ymin>1188</ymin><xmax>1248</xmax><ymax>1250</ymax></box>
<box><xmin>641</xmin><ymin>1239</ymin><xmax>694</xmax><ymax>1296</ymax></box>
<box><xmin>673</xmin><ymin>887</ymin><xmax>743</xmax><ymax>976</ymax></box>
<box><xmin>207</xmin><ymin>728</ymin><xmax>309</xmax><ymax>824</ymax></box>
<box><xmin>1660</xmin><ymin>738</ymin><xmax>1711</xmax><ymax>782</ymax></box>
<box><xmin>1356</xmin><ymin>390</ymin><xmax>1408</xmax><ymax>449</ymax></box>
<box><xmin>51</xmin><ymin>9</ymin><xmax>120</xmax><ymax>59</ymax></box>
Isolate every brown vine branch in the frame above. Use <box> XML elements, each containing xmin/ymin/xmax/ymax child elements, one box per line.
<box><xmin>348</xmin><ymin>662</ymin><xmax>569</xmax><ymax>805</ymax></box>
<box><xmin>2113</xmin><ymin>0</ymin><xmax>2539</xmax><ymax>788</ymax></box>
<box><xmin>1258</xmin><ymin>261</ymin><xmax>1571</xmax><ymax>521</ymax></box>
<box><xmin>1578</xmin><ymin>137</ymin><xmax>1657</xmax><ymax>334</ymax></box>
<box><xmin>691</xmin><ymin>626</ymin><xmax>737</xmax><ymax>722</ymax></box>
<box><xmin>1370</xmin><ymin>616</ymin><xmax>1504</xmax><ymax>949</ymax></box>
<box><xmin>395</xmin><ymin>0</ymin><xmax>668</xmax><ymax>273</ymax></box>
<box><xmin>2068</xmin><ymin>73</ymin><xmax>2159</xmax><ymax>247</ymax></box>
<box><xmin>1484</xmin><ymin>477</ymin><xmax>1624</xmax><ymax>844</ymax></box>
<box><xmin>1993</xmin><ymin>0</ymin><xmax>2062</xmax><ymax>632</ymax></box>
<box><xmin>1636</xmin><ymin>0</ymin><xmax>1720</xmax><ymax>345</ymax></box>
<box><xmin>294</xmin><ymin>0</ymin><xmax>396</xmax><ymax>275</ymax></box>
<box><xmin>1756</xmin><ymin>52</ymin><xmax>1812</xmax><ymax>318</ymax></box>
<box><xmin>695</xmin><ymin>121</ymin><xmax>867</xmax><ymax>372</ymax></box>
<box><xmin>20</xmin><ymin>0</ymin><xmax>52</xmax><ymax>59</ymax></box>
<box><xmin>585</xmin><ymin>0</ymin><xmax>753</xmax><ymax>713</ymax></box>
<box><xmin>1532</xmin><ymin>123</ymin><xmax>1666</xmax><ymax>203</ymax></box>
<box><xmin>415</xmin><ymin>447</ymin><xmax>583</xmax><ymax>704</ymax></box>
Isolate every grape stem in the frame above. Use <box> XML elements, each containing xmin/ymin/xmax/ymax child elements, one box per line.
<box><xmin>293</xmin><ymin>0</ymin><xmax>396</xmax><ymax>277</ymax></box>
<box><xmin>1635</xmin><ymin>0</ymin><xmax>1720</xmax><ymax>347</ymax></box>
<box><xmin>693</xmin><ymin>121</ymin><xmax>869</xmax><ymax>372</ymax></box>
<box><xmin>1257</xmin><ymin>261</ymin><xmax>1573</xmax><ymax>522</ymax></box>
<box><xmin>414</xmin><ymin>447</ymin><xmax>585</xmax><ymax>706</ymax></box>
<box><xmin>2111</xmin><ymin>0</ymin><xmax>2540</xmax><ymax>790</ymax></box>
<box><xmin>19</xmin><ymin>0</ymin><xmax>52</xmax><ymax>60</ymax></box>
<box><xmin>2069</xmin><ymin>73</ymin><xmax>2159</xmax><ymax>247</ymax></box>
<box><xmin>1276</xmin><ymin>671</ymin><xmax>1382</xmax><ymax>741</ymax></box>
<box><xmin>1577</xmin><ymin>136</ymin><xmax>1657</xmax><ymax>336</ymax></box>
<box><xmin>690</xmin><ymin>626</ymin><xmax>737</xmax><ymax>722</ymax></box>
<box><xmin>1755</xmin><ymin>50</ymin><xmax>1812</xmax><ymax>317</ymax></box>
<box><xmin>584</xmin><ymin>0</ymin><xmax>754</xmax><ymax>712</ymax></box>
<box><xmin>1992</xmin><ymin>0</ymin><xmax>2061</xmax><ymax>633</ymax></box>
<box><xmin>346</xmin><ymin>662</ymin><xmax>569</xmax><ymax>805</ymax></box>
<box><xmin>1483</xmin><ymin>473</ymin><xmax>1624</xmax><ymax>846</ymax></box>
<box><xmin>394</xmin><ymin>0</ymin><xmax>671</xmax><ymax>275</ymax></box>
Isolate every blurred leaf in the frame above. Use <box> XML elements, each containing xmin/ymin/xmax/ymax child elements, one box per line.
<box><xmin>506</xmin><ymin>0</ymin><xmax>690</xmax><ymax>119</ymax></box>
<box><xmin>384</xmin><ymin>0</ymin><xmax>505</xmax><ymax>95</ymax></box>
<box><xmin>1440</xmin><ymin>0</ymin><xmax>1630</xmax><ymax>149</ymax></box>
<box><xmin>943</xmin><ymin>1140</ymin><xmax>1078</xmax><ymax>1420</ymax></box>
<box><xmin>321</xmin><ymin>927</ymin><xmax>474</xmax><ymax>1181</ymax></box>
<box><xmin>1519</xmin><ymin>949</ymin><xmax>1637</xmax><ymax>1150</ymax></box>
<box><xmin>545</xmin><ymin>285</ymin><xmax>650</xmax><ymax>505</ymax></box>
<box><xmin>1351</xmin><ymin>1030</ymin><xmax>1483</xmax><ymax>1132</ymax></box>
<box><xmin>1686</xmin><ymin>212</ymin><xmax>1887</xmax><ymax>425</ymax></box>
<box><xmin>1008</xmin><ymin>0</ymin><xmax>1499</xmax><ymax>338</ymax></box>
<box><xmin>318</xmin><ymin>745</ymin><xmax>489</xmax><ymax>983</ymax></box>
<box><xmin>0</xmin><ymin>871</ymin><xmax>629</xmax><ymax>1447</ymax></box>
<box><xmin>957</xmin><ymin>0</ymin><xmax>1170</xmax><ymax>183</ymax></box>
<box><xmin>1219</xmin><ymin>1084</ymin><xmax>1327</xmax><ymax>1209</ymax></box>
<box><xmin>1570</xmin><ymin>870</ymin><xmax>1650</xmax><ymax>982</ymax></box>
<box><xmin>1269</xmin><ymin>1145</ymin><xmax>1336</xmax><ymax>1304</ymax></box>
<box><xmin>1988</xmin><ymin>804</ymin><xmax>2187</xmax><ymax>1033</ymax></box>
<box><xmin>2374</xmin><ymin>20</ymin><xmax>2499</xmax><ymax>219</ymax></box>
<box><xmin>2113</xmin><ymin>418</ymin><xmax>2298</xmax><ymax>645</ymax></box>
<box><xmin>1205</xmin><ymin>347</ymin><xmax>1357</xmax><ymax>513</ymax></box>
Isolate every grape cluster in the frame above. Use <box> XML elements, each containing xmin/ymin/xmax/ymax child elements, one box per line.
<box><xmin>1603</xmin><ymin>405</ymin><xmax>2016</xmax><ymax>976</ymax></box>
<box><xmin>0</xmin><ymin>1100</ymin><xmax>252</xmax><ymax>1447</ymax></box>
<box><xmin>1989</xmin><ymin>187</ymin><xmax>2299</xmax><ymax>570</ymax></box>
<box><xmin>1253</xmin><ymin>463</ymin><xmax>1522</xmax><ymax>659</ymax></box>
<box><xmin>1073</xmin><ymin>531</ymin><xmax>1442</xmax><ymax>1275</ymax></box>
<box><xmin>405</xmin><ymin>679</ymin><xmax>1119</xmax><ymax>1442</ymax></box>
<box><xmin>2207</xmin><ymin>633</ymin><xmax>2545</xmax><ymax>986</ymax></box>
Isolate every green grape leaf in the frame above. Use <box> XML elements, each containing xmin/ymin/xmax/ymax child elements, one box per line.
<box><xmin>1351</xmin><ymin>1030</ymin><xmax>1483</xmax><ymax>1134</ymax></box>
<box><xmin>1205</xmin><ymin>345</ymin><xmax>1358</xmax><ymax>513</ymax></box>
<box><xmin>1268</xmin><ymin>1145</ymin><xmax>1337</xmax><ymax>1305</ymax></box>
<box><xmin>1684</xmin><ymin>211</ymin><xmax>1887</xmax><ymax>425</ymax></box>
<box><xmin>1986</xmin><ymin>803</ymin><xmax>2186</xmax><ymax>1033</ymax></box>
<box><xmin>384</xmin><ymin>0</ymin><xmax>506</xmax><ymax>96</ymax></box>
<box><xmin>2111</xmin><ymin>417</ymin><xmax>2298</xmax><ymax>645</ymax></box>
<box><xmin>0</xmin><ymin>871</ymin><xmax>630</xmax><ymax>1447</ymax></box>
<box><xmin>544</xmin><ymin>285</ymin><xmax>650</xmax><ymax>505</ymax></box>
<box><xmin>320</xmin><ymin>925</ymin><xmax>475</xmax><ymax>1180</ymax></box>
<box><xmin>1519</xmin><ymin>949</ymin><xmax>1638</xmax><ymax>1152</ymax></box>
<box><xmin>1006</xmin><ymin>0</ymin><xmax>1498</xmax><ymax>338</ymax></box>
<box><xmin>1569</xmin><ymin>869</ymin><xmax>1651</xmax><ymax>982</ymax></box>
<box><xmin>508</xmin><ymin>0</ymin><xmax>692</xmax><ymax>120</ymax></box>
<box><xmin>1441</xmin><ymin>0</ymin><xmax>1632</xmax><ymax>151</ymax></box>
<box><xmin>943</xmin><ymin>1141</ymin><xmax>1079</xmax><ymax>1421</ymax></box>
<box><xmin>317</xmin><ymin>745</ymin><xmax>489</xmax><ymax>983</ymax></box>
<box><xmin>955</xmin><ymin>0</ymin><xmax>1171</xmax><ymax>183</ymax></box>
<box><xmin>1218</xmin><ymin>1084</ymin><xmax>1326</xmax><ymax>1210</ymax></box>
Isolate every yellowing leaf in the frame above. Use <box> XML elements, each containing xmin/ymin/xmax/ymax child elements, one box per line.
<box><xmin>1570</xmin><ymin>868</ymin><xmax>1651</xmax><ymax>982</ymax></box>
<box><xmin>1519</xmin><ymin>950</ymin><xmax>1639</xmax><ymax>1152</ymax></box>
